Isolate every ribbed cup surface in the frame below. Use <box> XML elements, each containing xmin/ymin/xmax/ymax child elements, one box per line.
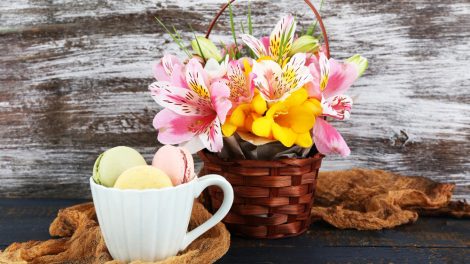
<box><xmin>90</xmin><ymin>178</ymin><xmax>194</xmax><ymax>262</ymax></box>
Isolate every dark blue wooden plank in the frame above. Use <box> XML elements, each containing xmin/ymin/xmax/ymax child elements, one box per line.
<box><xmin>220</xmin><ymin>218</ymin><xmax>470</xmax><ymax>251</ymax></box>
<box><xmin>217</xmin><ymin>219</ymin><xmax>470</xmax><ymax>263</ymax></box>
<box><xmin>1</xmin><ymin>199</ymin><xmax>469</xmax><ymax>264</ymax></box>
<box><xmin>0</xmin><ymin>199</ymin><xmax>87</xmax><ymax>247</ymax></box>
<box><xmin>218</xmin><ymin>246</ymin><xmax>470</xmax><ymax>263</ymax></box>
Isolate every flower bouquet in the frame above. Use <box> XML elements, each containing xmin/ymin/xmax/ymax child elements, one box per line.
<box><xmin>149</xmin><ymin>0</ymin><xmax>367</xmax><ymax>238</ymax></box>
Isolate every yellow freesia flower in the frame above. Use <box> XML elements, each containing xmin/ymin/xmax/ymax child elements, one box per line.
<box><xmin>251</xmin><ymin>88</ymin><xmax>322</xmax><ymax>147</ymax></box>
<box><xmin>222</xmin><ymin>93</ymin><xmax>268</xmax><ymax>137</ymax></box>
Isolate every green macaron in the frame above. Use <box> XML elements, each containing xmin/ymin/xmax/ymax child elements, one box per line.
<box><xmin>93</xmin><ymin>146</ymin><xmax>147</xmax><ymax>187</ymax></box>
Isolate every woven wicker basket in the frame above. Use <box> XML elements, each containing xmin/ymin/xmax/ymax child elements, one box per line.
<box><xmin>200</xmin><ymin>0</ymin><xmax>329</xmax><ymax>239</ymax></box>
<box><xmin>199</xmin><ymin>151</ymin><xmax>323</xmax><ymax>239</ymax></box>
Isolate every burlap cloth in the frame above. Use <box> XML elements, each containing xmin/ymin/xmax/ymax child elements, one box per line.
<box><xmin>0</xmin><ymin>202</ymin><xmax>230</xmax><ymax>264</ymax></box>
<box><xmin>1</xmin><ymin>169</ymin><xmax>469</xmax><ymax>263</ymax></box>
<box><xmin>311</xmin><ymin>169</ymin><xmax>469</xmax><ymax>229</ymax></box>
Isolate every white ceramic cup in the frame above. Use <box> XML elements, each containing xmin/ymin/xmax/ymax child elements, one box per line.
<box><xmin>90</xmin><ymin>174</ymin><xmax>233</xmax><ymax>263</ymax></box>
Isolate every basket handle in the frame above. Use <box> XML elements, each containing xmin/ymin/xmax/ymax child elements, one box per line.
<box><xmin>205</xmin><ymin>0</ymin><xmax>330</xmax><ymax>58</ymax></box>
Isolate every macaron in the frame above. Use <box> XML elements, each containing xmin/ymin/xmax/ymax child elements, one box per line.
<box><xmin>114</xmin><ymin>165</ymin><xmax>173</xmax><ymax>190</ymax></box>
<box><xmin>93</xmin><ymin>146</ymin><xmax>147</xmax><ymax>187</ymax></box>
<box><xmin>152</xmin><ymin>145</ymin><xmax>195</xmax><ymax>186</ymax></box>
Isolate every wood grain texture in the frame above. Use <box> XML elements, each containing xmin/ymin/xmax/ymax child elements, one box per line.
<box><xmin>0</xmin><ymin>0</ymin><xmax>469</xmax><ymax>199</ymax></box>
<box><xmin>1</xmin><ymin>199</ymin><xmax>469</xmax><ymax>263</ymax></box>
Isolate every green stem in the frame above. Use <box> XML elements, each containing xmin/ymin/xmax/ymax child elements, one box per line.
<box><xmin>306</xmin><ymin>0</ymin><xmax>325</xmax><ymax>36</ymax></box>
<box><xmin>228</xmin><ymin>1</ymin><xmax>240</xmax><ymax>58</ymax></box>
<box><xmin>188</xmin><ymin>24</ymin><xmax>207</xmax><ymax>62</ymax></box>
<box><xmin>248</xmin><ymin>0</ymin><xmax>253</xmax><ymax>35</ymax></box>
<box><xmin>155</xmin><ymin>17</ymin><xmax>191</xmax><ymax>57</ymax></box>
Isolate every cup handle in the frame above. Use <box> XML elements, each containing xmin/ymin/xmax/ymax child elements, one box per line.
<box><xmin>182</xmin><ymin>174</ymin><xmax>234</xmax><ymax>249</ymax></box>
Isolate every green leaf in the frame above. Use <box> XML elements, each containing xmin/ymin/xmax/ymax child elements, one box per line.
<box><xmin>306</xmin><ymin>0</ymin><xmax>325</xmax><ymax>36</ymax></box>
<box><xmin>228</xmin><ymin>1</ymin><xmax>239</xmax><ymax>58</ymax></box>
<box><xmin>193</xmin><ymin>34</ymin><xmax>206</xmax><ymax>62</ymax></box>
<box><xmin>246</xmin><ymin>0</ymin><xmax>255</xmax><ymax>58</ymax></box>
<box><xmin>248</xmin><ymin>0</ymin><xmax>253</xmax><ymax>35</ymax></box>
<box><xmin>278</xmin><ymin>20</ymin><xmax>296</xmax><ymax>63</ymax></box>
<box><xmin>155</xmin><ymin>17</ymin><xmax>191</xmax><ymax>57</ymax></box>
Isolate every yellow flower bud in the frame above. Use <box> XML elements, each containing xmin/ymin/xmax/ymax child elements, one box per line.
<box><xmin>191</xmin><ymin>36</ymin><xmax>222</xmax><ymax>62</ymax></box>
<box><xmin>289</xmin><ymin>35</ymin><xmax>319</xmax><ymax>56</ymax></box>
<box><xmin>345</xmin><ymin>54</ymin><xmax>368</xmax><ymax>77</ymax></box>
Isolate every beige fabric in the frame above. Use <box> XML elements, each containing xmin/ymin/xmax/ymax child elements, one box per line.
<box><xmin>312</xmin><ymin>169</ymin><xmax>469</xmax><ymax>230</ymax></box>
<box><xmin>0</xmin><ymin>202</ymin><xmax>230</xmax><ymax>264</ymax></box>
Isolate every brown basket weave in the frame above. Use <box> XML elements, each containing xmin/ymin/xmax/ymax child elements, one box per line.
<box><xmin>199</xmin><ymin>151</ymin><xmax>323</xmax><ymax>239</ymax></box>
<box><xmin>200</xmin><ymin>0</ymin><xmax>329</xmax><ymax>239</ymax></box>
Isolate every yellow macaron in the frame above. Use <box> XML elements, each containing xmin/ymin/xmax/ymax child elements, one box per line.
<box><xmin>114</xmin><ymin>165</ymin><xmax>173</xmax><ymax>190</ymax></box>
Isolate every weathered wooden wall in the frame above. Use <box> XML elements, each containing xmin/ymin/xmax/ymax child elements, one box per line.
<box><xmin>0</xmin><ymin>0</ymin><xmax>469</xmax><ymax>199</ymax></box>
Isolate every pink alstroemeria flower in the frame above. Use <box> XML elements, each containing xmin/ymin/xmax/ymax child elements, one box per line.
<box><xmin>226</xmin><ymin>58</ymin><xmax>255</xmax><ymax>106</ymax></box>
<box><xmin>241</xmin><ymin>15</ymin><xmax>296</xmax><ymax>60</ymax></box>
<box><xmin>313</xmin><ymin>117</ymin><xmax>351</xmax><ymax>156</ymax></box>
<box><xmin>221</xmin><ymin>43</ymin><xmax>243</xmax><ymax>59</ymax></box>
<box><xmin>307</xmin><ymin>52</ymin><xmax>365</xmax><ymax>156</ymax></box>
<box><xmin>251</xmin><ymin>53</ymin><xmax>312</xmax><ymax>102</ymax></box>
<box><xmin>150</xmin><ymin>58</ymin><xmax>232</xmax><ymax>152</ymax></box>
<box><xmin>153</xmin><ymin>54</ymin><xmax>186</xmax><ymax>88</ymax></box>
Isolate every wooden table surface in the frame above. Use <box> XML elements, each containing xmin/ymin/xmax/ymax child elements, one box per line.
<box><xmin>1</xmin><ymin>0</ymin><xmax>469</xmax><ymax>200</ymax></box>
<box><xmin>1</xmin><ymin>199</ymin><xmax>469</xmax><ymax>263</ymax></box>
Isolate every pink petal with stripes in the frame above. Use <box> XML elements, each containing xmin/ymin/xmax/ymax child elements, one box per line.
<box><xmin>153</xmin><ymin>109</ymin><xmax>196</xmax><ymax>144</ymax></box>
<box><xmin>322</xmin><ymin>58</ymin><xmax>359</xmax><ymax>99</ymax></box>
<box><xmin>153</xmin><ymin>54</ymin><xmax>181</xmax><ymax>81</ymax></box>
<box><xmin>227</xmin><ymin>60</ymin><xmax>254</xmax><ymax>105</ymax></box>
<box><xmin>313</xmin><ymin>117</ymin><xmax>351</xmax><ymax>157</ymax></box>
<box><xmin>321</xmin><ymin>95</ymin><xmax>353</xmax><ymax>120</ymax></box>
<box><xmin>198</xmin><ymin>118</ymin><xmax>223</xmax><ymax>152</ymax></box>
<box><xmin>260</xmin><ymin>36</ymin><xmax>270</xmax><ymax>53</ymax></box>
<box><xmin>149</xmin><ymin>81</ymin><xmax>212</xmax><ymax>116</ymax></box>
<box><xmin>241</xmin><ymin>34</ymin><xmax>268</xmax><ymax>58</ymax></box>
<box><xmin>269</xmin><ymin>15</ymin><xmax>296</xmax><ymax>59</ymax></box>
<box><xmin>185</xmin><ymin>58</ymin><xmax>211</xmax><ymax>98</ymax></box>
<box><xmin>209</xmin><ymin>80</ymin><xmax>232</xmax><ymax>124</ymax></box>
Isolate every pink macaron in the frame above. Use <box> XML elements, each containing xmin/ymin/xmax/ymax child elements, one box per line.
<box><xmin>152</xmin><ymin>145</ymin><xmax>195</xmax><ymax>186</ymax></box>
